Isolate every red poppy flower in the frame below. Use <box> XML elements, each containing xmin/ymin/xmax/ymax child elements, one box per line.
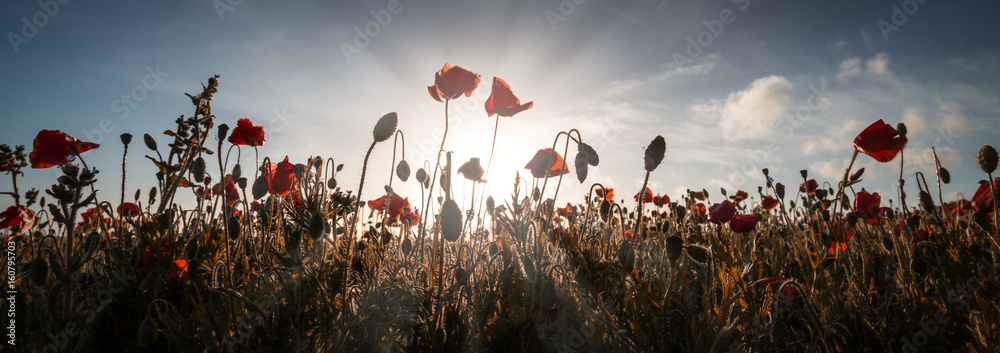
<box><xmin>265</xmin><ymin>156</ymin><xmax>298</xmax><ymax>196</ymax></box>
<box><xmin>228</xmin><ymin>118</ymin><xmax>266</xmax><ymax>146</ymax></box>
<box><xmin>556</xmin><ymin>203</ymin><xmax>574</xmax><ymax>217</ymax></box>
<box><xmin>595</xmin><ymin>187</ymin><xmax>614</xmax><ymax>202</ymax></box>
<box><xmin>971</xmin><ymin>178</ymin><xmax>1000</xmax><ymax>213</ymax></box>
<box><xmin>634</xmin><ymin>188</ymin><xmax>653</xmax><ymax>203</ymax></box>
<box><xmin>829</xmin><ymin>219</ymin><xmax>855</xmax><ymax>255</ymax></box>
<box><xmin>77</xmin><ymin>207</ymin><xmax>109</xmax><ymax>230</ymax></box>
<box><xmin>427</xmin><ymin>63</ymin><xmax>481</xmax><ymax>102</ymax></box>
<box><xmin>524</xmin><ymin>148</ymin><xmax>570</xmax><ymax>178</ymax></box>
<box><xmin>761</xmin><ymin>195</ymin><xmax>779</xmax><ymax>210</ymax></box>
<box><xmin>457</xmin><ymin>157</ymin><xmax>485</xmax><ymax>182</ymax></box>
<box><xmin>692</xmin><ymin>191</ymin><xmax>706</xmax><ymax>201</ymax></box>
<box><xmin>854</xmin><ymin>119</ymin><xmax>908</xmax><ymax>162</ymax></box>
<box><xmin>653</xmin><ymin>194</ymin><xmax>670</xmax><ymax>207</ymax></box>
<box><xmin>799</xmin><ymin>179</ymin><xmax>818</xmax><ymax>194</ymax></box>
<box><xmin>28</xmin><ymin>130</ymin><xmax>100</xmax><ymax>169</ymax></box>
<box><xmin>398</xmin><ymin>206</ymin><xmax>420</xmax><ymax>227</ymax></box>
<box><xmin>691</xmin><ymin>203</ymin><xmax>706</xmax><ymax>217</ymax></box>
<box><xmin>485</xmin><ymin>77</ymin><xmax>533</xmax><ymax>117</ymax></box>
<box><xmin>732</xmin><ymin>190</ymin><xmax>748</xmax><ymax>203</ymax></box>
<box><xmin>709</xmin><ymin>200</ymin><xmax>736</xmax><ymax>224</ymax></box>
<box><xmin>728</xmin><ymin>214</ymin><xmax>759</xmax><ymax>233</ymax></box>
<box><xmin>289</xmin><ymin>189</ymin><xmax>306</xmax><ymax>209</ymax></box>
<box><xmin>117</xmin><ymin>202</ymin><xmax>140</xmax><ymax>217</ymax></box>
<box><xmin>0</xmin><ymin>205</ymin><xmax>34</xmax><ymax>236</ymax></box>
<box><xmin>138</xmin><ymin>236</ymin><xmax>172</xmax><ymax>270</ymax></box>
<box><xmin>367</xmin><ymin>191</ymin><xmax>411</xmax><ymax>223</ymax></box>
<box><xmin>212</xmin><ymin>174</ymin><xmax>241</xmax><ymax>206</ymax></box>
<box><xmin>853</xmin><ymin>190</ymin><xmax>881</xmax><ymax>219</ymax></box>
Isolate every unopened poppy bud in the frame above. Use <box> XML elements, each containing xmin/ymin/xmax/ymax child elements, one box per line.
<box><xmin>800</xmin><ymin>169</ymin><xmax>808</xmax><ymax>179</ymax></box>
<box><xmin>644</xmin><ymin>135</ymin><xmax>666</xmax><ymax>172</ymax></box>
<box><xmin>939</xmin><ymin>167</ymin><xmax>951</xmax><ymax>184</ymax></box>
<box><xmin>143</xmin><ymin>133</ymin><xmax>158</xmax><ymax>151</ymax></box>
<box><xmin>217</xmin><ymin>123</ymin><xmax>229</xmax><ymax>142</ymax></box>
<box><xmin>685</xmin><ymin>245</ymin><xmax>709</xmax><ymax>264</ymax></box>
<box><xmin>977</xmin><ymin>145</ymin><xmax>998</xmax><ymax>174</ymax></box>
<box><xmin>775</xmin><ymin>183</ymin><xmax>785</xmax><ymax>199</ymax></box>
<box><xmin>665</xmin><ymin>236</ymin><xmax>683</xmax><ymax>263</ymax></box>
<box><xmin>372</xmin><ymin>112</ymin><xmax>398</xmax><ymax>143</ymax></box>
<box><xmin>896</xmin><ymin>122</ymin><xmax>907</xmax><ymax>137</ymax></box>
<box><xmin>919</xmin><ymin>191</ymin><xmax>935</xmax><ymax>213</ymax></box>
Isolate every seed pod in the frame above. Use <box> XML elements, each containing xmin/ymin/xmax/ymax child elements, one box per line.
<box><xmin>372</xmin><ymin>112</ymin><xmax>398</xmax><ymax>143</ymax></box>
<box><xmin>120</xmin><ymin>133</ymin><xmax>133</xmax><ymax>146</ymax></box>
<box><xmin>800</xmin><ymin>170</ymin><xmax>808</xmax><ymax>179</ymax></box>
<box><xmin>416</xmin><ymin>168</ymin><xmax>427</xmax><ymax>184</ymax></box>
<box><xmin>977</xmin><ymin>145</ymin><xmax>998</xmax><ymax>174</ymax></box>
<box><xmin>217</xmin><ymin>123</ymin><xmax>230</xmax><ymax>142</ymax></box>
<box><xmin>896</xmin><ymin>122</ymin><xmax>907</xmax><ymax>137</ymax></box>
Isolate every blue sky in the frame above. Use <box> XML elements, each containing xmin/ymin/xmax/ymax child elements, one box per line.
<box><xmin>2</xmin><ymin>0</ymin><xmax>999</xmax><ymax>214</ymax></box>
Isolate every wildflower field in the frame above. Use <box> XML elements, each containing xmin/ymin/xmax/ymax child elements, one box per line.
<box><xmin>2</xmin><ymin>64</ymin><xmax>1000</xmax><ymax>352</ymax></box>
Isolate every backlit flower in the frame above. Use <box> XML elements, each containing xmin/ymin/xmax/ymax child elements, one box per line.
<box><xmin>0</xmin><ymin>205</ymin><xmax>34</xmax><ymax>236</ymax></box>
<box><xmin>427</xmin><ymin>63</ymin><xmax>481</xmax><ymax>102</ymax></box>
<box><xmin>729</xmin><ymin>214</ymin><xmax>759</xmax><ymax>233</ymax></box>
<box><xmin>524</xmin><ymin>148</ymin><xmax>570</xmax><ymax>178</ymax></box>
<box><xmin>634</xmin><ymin>188</ymin><xmax>653</xmax><ymax>203</ymax></box>
<box><xmin>761</xmin><ymin>196</ymin><xmax>779</xmax><ymax>210</ymax></box>
<box><xmin>228</xmin><ymin>118</ymin><xmax>266</xmax><ymax>146</ymax></box>
<box><xmin>853</xmin><ymin>190</ymin><xmax>881</xmax><ymax>219</ymax></box>
<box><xmin>28</xmin><ymin>130</ymin><xmax>100</xmax><ymax>169</ymax></box>
<box><xmin>213</xmin><ymin>174</ymin><xmax>241</xmax><ymax>206</ymax></box>
<box><xmin>854</xmin><ymin>119</ymin><xmax>908</xmax><ymax>162</ymax></box>
<box><xmin>653</xmin><ymin>194</ymin><xmax>670</xmax><ymax>207</ymax></box>
<box><xmin>799</xmin><ymin>179</ymin><xmax>818</xmax><ymax>194</ymax></box>
<box><xmin>485</xmin><ymin>77</ymin><xmax>533</xmax><ymax>117</ymax></box>
<box><xmin>595</xmin><ymin>187</ymin><xmax>614</xmax><ymax>202</ymax></box>
<box><xmin>733</xmin><ymin>190</ymin><xmax>748</xmax><ymax>203</ymax></box>
<box><xmin>367</xmin><ymin>191</ymin><xmax>412</xmax><ymax>223</ymax></box>
<box><xmin>709</xmin><ymin>200</ymin><xmax>736</xmax><ymax>224</ymax></box>
<box><xmin>117</xmin><ymin>202</ymin><xmax>140</xmax><ymax>217</ymax></box>
<box><xmin>971</xmin><ymin>178</ymin><xmax>1000</xmax><ymax>213</ymax></box>
<box><xmin>457</xmin><ymin>157</ymin><xmax>485</xmax><ymax>182</ymax></box>
<box><xmin>265</xmin><ymin>156</ymin><xmax>298</xmax><ymax>196</ymax></box>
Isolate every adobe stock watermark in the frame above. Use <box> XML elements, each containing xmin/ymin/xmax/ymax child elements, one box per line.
<box><xmin>544</xmin><ymin>0</ymin><xmax>589</xmax><ymax>32</ymax></box>
<box><xmin>340</xmin><ymin>0</ymin><xmax>413</xmax><ymax>64</ymax></box>
<box><xmin>212</xmin><ymin>0</ymin><xmax>246</xmax><ymax>21</ymax></box>
<box><xmin>266</xmin><ymin>107</ymin><xmax>297</xmax><ymax>134</ymax></box>
<box><xmin>81</xmin><ymin>65</ymin><xmax>169</xmax><ymax>145</ymax></box>
<box><xmin>877</xmin><ymin>0</ymin><xmax>929</xmax><ymax>41</ymax></box>
<box><xmin>7</xmin><ymin>0</ymin><xmax>71</xmax><ymax>54</ymax></box>
<box><xmin>672</xmin><ymin>0</ymin><xmax>751</xmax><ymax>68</ymax></box>
<box><xmin>726</xmin><ymin>81</ymin><xmax>827</xmax><ymax>188</ymax></box>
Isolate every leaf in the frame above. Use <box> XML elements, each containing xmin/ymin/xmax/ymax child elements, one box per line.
<box><xmin>373</xmin><ymin>112</ymin><xmax>398</xmax><ymax>143</ymax></box>
<box><xmin>396</xmin><ymin>160</ymin><xmax>410</xmax><ymax>182</ymax></box>
<box><xmin>644</xmin><ymin>135</ymin><xmax>666</xmax><ymax>172</ymax></box>
<box><xmin>170</xmin><ymin>175</ymin><xmax>194</xmax><ymax>188</ymax></box>
<box><xmin>440</xmin><ymin>199</ymin><xmax>462</xmax><ymax>242</ymax></box>
<box><xmin>849</xmin><ymin>167</ymin><xmax>865</xmax><ymax>182</ymax></box>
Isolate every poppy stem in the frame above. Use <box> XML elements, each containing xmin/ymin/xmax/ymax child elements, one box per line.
<box><xmin>635</xmin><ymin>171</ymin><xmax>651</xmax><ymax>237</ymax></box>
<box><xmin>836</xmin><ymin>150</ymin><xmax>859</xmax><ymax>217</ymax></box>
<box><xmin>354</xmin><ymin>140</ymin><xmax>378</xmax><ymax>236</ymax></box>
<box><xmin>421</xmin><ymin>99</ymin><xmax>450</xmax><ymax>258</ymax></box>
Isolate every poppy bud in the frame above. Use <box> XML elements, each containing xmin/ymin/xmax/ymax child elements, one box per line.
<box><xmin>192</xmin><ymin>157</ymin><xmax>205</xmax><ymax>183</ymax></box>
<box><xmin>977</xmin><ymin>145</ymin><xmax>998</xmax><ymax>174</ymax></box>
<box><xmin>372</xmin><ymin>112</ymin><xmax>398</xmax><ymax>143</ymax></box>
<box><xmin>775</xmin><ymin>183</ymin><xmax>785</xmax><ymax>199</ymax></box>
<box><xmin>486</xmin><ymin>196</ymin><xmax>495</xmax><ymax>214</ymax></box>
<box><xmin>143</xmin><ymin>133</ymin><xmax>158</xmax><ymax>151</ymax></box>
<box><xmin>227</xmin><ymin>216</ymin><xmax>241</xmax><ymax>240</ymax></box>
<box><xmin>396</xmin><ymin>160</ymin><xmax>410</xmax><ymax>182</ymax></box>
<box><xmin>850</xmin><ymin>167</ymin><xmax>865</xmax><ymax>182</ymax></box>
<box><xmin>800</xmin><ymin>170</ymin><xmax>808</xmax><ymax>179</ymax></box>
<box><xmin>148</xmin><ymin>187</ymin><xmax>157</xmax><ymax>205</ymax></box>
<box><xmin>578</xmin><ymin>142</ymin><xmax>600</xmax><ymax>166</ymax></box>
<box><xmin>185</xmin><ymin>237</ymin><xmax>199</xmax><ymax>260</ymax></box>
<box><xmin>120</xmin><ymin>133</ymin><xmax>133</xmax><ymax>146</ymax></box>
<box><xmin>939</xmin><ymin>167</ymin><xmax>951</xmax><ymax>184</ymax></box>
<box><xmin>441</xmin><ymin>199</ymin><xmax>462</xmax><ymax>242</ymax></box>
<box><xmin>896</xmin><ymin>122</ymin><xmax>907</xmax><ymax>137</ymax></box>
<box><xmin>327</xmin><ymin>176</ymin><xmax>337</xmax><ymax>189</ymax></box>
<box><xmin>674</xmin><ymin>205</ymin><xmax>686</xmax><ymax>219</ymax></box>
<box><xmin>644</xmin><ymin>135</ymin><xmax>666</xmax><ymax>172</ymax></box>
<box><xmin>231</xmin><ymin>163</ymin><xmax>242</xmax><ymax>180</ymax></box>
<box><xmin>575</xmin><ymin>152</ymin><xmax>589</xmax><ymax>183</ymax></box>
<box><xmin>762</xmin><ymin>168</ymin><xmax>769</xmax><ymax>176</ymax></box>
<box><xmin>309</xmin><ymin>213</ymin><xmax>325</xmax><ymax>240</ymax></box>
<box><xmin>137</xmin><ymin>317</ymin><xmax>156</xmax><ymax>348</ymax></box>
<box><xmin>252</xmin><ymin>174</ymin><xmax>268</xmax><ymax>200</ymax></box>
<box><xmin>618</xmin><ymin>240</ymin><xmax>635</xmax><ymax>272</ymax></box>
<box><xmin>918</xmin><ymin>191</ymin><xmax>935</xmax><ymax>213</ymax></box>
<box><xmin>416</xmin><ymin>168</ymin><xmax>427</xmax><ymax>183</ymax></box>
<box><xmin>599</xmin><ymin>200</ymin><xmax>611</xmax><ymax>222</ymax></box>
<box><xmin>665</xmin><ymin>236</ymin><xmax>683</xmax><ymax>263</ymax></box>
<box><xmin>686</xmin><ymin>245</ymin><xmax>710</xmax><ymax>264</ymax></box>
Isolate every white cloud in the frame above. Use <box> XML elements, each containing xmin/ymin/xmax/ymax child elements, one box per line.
<box><xmin>901</xmin><ymin>108</ymin><xmax>930</xmax><ymax>140</ymax></box>
<box><xmin>716</xmin><ymin>75</ymin><xmax>794</xmax><ymax>141</ymax></box>
<box><xmin>938</xmin><ymin>101</ymin><xmax>972</xmax><ymax>135</ymax></box>
<box><xmin>803</xmin><ymin>119</ymin><xmax>863</xmax><ymax>155</ymax></box>
<box><xmin>837</xmin><ymin>57</ymin><xmax>862</xmax><ymax>79</ymax></box>
<box><xmin>605</xmin><ymin>58</ymin><xmax>716</xmax><ymax>96</ymax></box>
<box><xmin>810</xmin><ymin>158</ymin><xmax>851</xmax><ymax>180</ymax></box>
<box><xmin>865</xmin><ymin>52</ymin><xmax>891</xmax><ymax>77</ymax></box>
